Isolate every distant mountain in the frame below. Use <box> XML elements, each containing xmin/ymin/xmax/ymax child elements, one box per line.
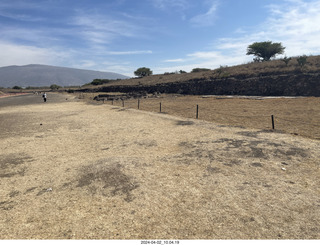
<box><xmin>0</xmin><ymin>64</ymin><xmax>129</xmax><ymax>88</ymax></box>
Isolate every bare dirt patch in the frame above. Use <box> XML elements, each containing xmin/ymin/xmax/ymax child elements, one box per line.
<box><xmin>0</xmin><ymin>153</ymin><xmax>32</xmax><ymax>178</ymax></box>
<box><xmin>76</xmin><ymin>159</ymin><xmax>139</xmax><ymax>202</ymax></box>
<box><xmin>0</xmin><ymin>95</ymin><xmax>319</xmax><ymax>239</ymax></box>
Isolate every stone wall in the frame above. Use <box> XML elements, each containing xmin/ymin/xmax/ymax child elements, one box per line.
<box><xmin>75</xmin><ymin>72</ymin><xmax>320</xmax><ymax>97</ymax></box>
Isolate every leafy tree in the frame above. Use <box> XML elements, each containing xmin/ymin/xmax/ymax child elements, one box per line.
<box><xmin>246</xmin><ymin>41</ymin><xmax>285</xmax><ymax>61</ymax></box>
<box><xmin>50</xmin><ymin>84</ymin><xmax>61</xmax><ymax>90</ymax></box>
<box><xmin>90</xmin><ymin>79</ymin><xmax>111</xmax><ymax>86</ymax></box>
<box><xmin>12</xmin><ymin>86</ymin><xmax>22</xmax><ymax>90</ymax></box>
<box><xmin>179</xmin><ymin>70</ymin><xmax>187</xmax><ymax>74</ymax></box>
<box><xmin>297</xmin><ymin>55</ymin><xmax>308</xmax><ymax>68</ymax></box>
<box><xmin>134</xmin><ymin>67</ymin><xmax>153</xmax><ymax>77</ymax></box>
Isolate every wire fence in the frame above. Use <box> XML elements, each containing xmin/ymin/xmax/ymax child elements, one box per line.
<box><xmin>100</xmin><ymin>96</ymin><xmax>319</xmax><ymax>140</ymax></box>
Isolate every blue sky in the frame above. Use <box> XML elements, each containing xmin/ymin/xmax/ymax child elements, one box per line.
<box><xmin>1</xmin><ymin>0</ymin><xmax>320</xmax><ymax>76</ymax></box>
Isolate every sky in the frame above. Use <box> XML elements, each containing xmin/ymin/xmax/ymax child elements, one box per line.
<box><xmin>1</xmin><ymin>0</ymin><xmax>320</xmax><ymax>76</ymax></box>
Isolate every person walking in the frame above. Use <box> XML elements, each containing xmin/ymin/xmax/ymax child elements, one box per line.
<box><xmin>43</xmin><ymin>92</ymin><xmax>47</xmax><ymax>102</ymax></box>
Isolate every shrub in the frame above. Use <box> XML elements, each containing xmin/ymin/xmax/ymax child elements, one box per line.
<box><xmin>12</xmin><ymin>86</ymin><xmax>22</xmax><ymax>90</ymax></box>
<box><xmin>191</xmin><ymin>68</ymin><xmax>210</xmax><ymax>73</ymax></box>
<box><xmin>297</xmin><ymin>55</ymin><xmax>308</xmax><ymax>68</ymax></box>
<box><xmin>281</xmin><ymin>56</ymin><xmax>292</xmax><ymax>66</ymax></box>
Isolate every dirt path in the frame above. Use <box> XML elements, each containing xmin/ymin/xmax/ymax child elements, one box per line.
<box><xmin>0</xmin><ymin>92</ymin><xmax>71</xmax><ymax>108</ymax></box>
<box><xmin>0</xmin><ymin>94</ymin><xmax>319</xmax><ymax>239</ymax></box>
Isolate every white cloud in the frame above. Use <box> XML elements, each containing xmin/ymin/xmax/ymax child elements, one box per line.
<box><xmin>262</xmin><ymin>0</ymin><xmax>320</xmax><ymax>56</ymax></box>
<box><xmin>2</xmin><ymin>0</ymin><xmax>319</xmax><ymax>78</ymax></box>
<box><xmin>211</xmin><ymin>0</ymin><xmax>320</xmax><ymax>58</ymax></box>
<box><xmin>77</xmin><ymin>60</ymin><xmax>98</xmax><ymax>69</ymax></box>
<box><xmin>72</xmin><ymin>12</ymin><xmax>141</xmax><ymax>45</ymax></box>
<box><xmin>155</xmin><ymin>56</ymin><xmax>242</xmax><ymax>74</ymax></box>
<box><xmin>150</xmin><ymin>0</ymin><xmax>189</xmax><ymax>10</ymax></box>
<box><xmin>0</xmin><ymin>0</ymin><xmax>47</xmax><ymax>12</ymax></box>
<box><xmin>0</xmin><ymin>11</ymin><xmax>44</xmax><ymax>22</ymax></box>
<box><xmin>66</xmin><ymin>59</ymin><xmax>133</xmax><ymax>76</ymax></box>
<box><xmin>164</xmin><ymin>58</ymin><xmax>185</xmax><ymax>62</ymax></box>
<box><xmin>0</xmin><ymin>41</ymin><xmax>69</xmax><ymax>67</ymax></box>
<box><xmin>161</xmin><ymin>0</ymin><xmax>320</xmax><ymax>73</ymax></box>
<box><xmin>0</xmin><ymin>25</ymin><xmax>62</xmax><ymax>45</ymax></box>
<box><xmin>190</xmin><ymin>0</ymin><xmax>220</xmax><ymax>26</ymax></box>
<box><xmin>107</xmin><ymin>50</ymin><xmax>153</xmax><ymax>55</ymax></box>
<box><xmin>149</xmin><ymin>0</ymin><xmax>191</xmax><ymax>20</ymax></box>
<box><xmin>187</xmin><ymin>51</ymin><xmax>221</xmax><ymax>59</ymax></box>
<box><xmin>104</xmin><ymin>65</ymin><xmax>135</xmax><ymax>77</ymax></box>
<box><xmin>0</xmin><ymin>0</ymin><xmax>55</xmax><ymax>22</ymax></box>
<box><xmin>155</xmin><ymin>49</ymin><xmax>248</xmax><ymax>74</ymax></box>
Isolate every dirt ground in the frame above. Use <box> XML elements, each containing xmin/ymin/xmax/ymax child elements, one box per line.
<box><xmin>0</xmin><ymin>93</ymin><xmax>320</xmax><ymax>239</ymax></box>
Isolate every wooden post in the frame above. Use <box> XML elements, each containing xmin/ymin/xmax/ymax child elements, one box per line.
<box><xmin>160</xmin><ymin>102</ymin><xmax>162</xmax><ymax>113</ymax></box>
<box><xmin>122</xmin><ymin>99</ymin><xmax>124</xmax><ymax>107</ymax></box>
<box><xmin>196</xmin><ymin>105</ymin><xmax>199</xmax><ymax>119</ymax></box>
<box><xmin>138</xmin><ymin>99</ymin><xmax>140</xmax><ymax>109</ymax></box>
<box><xmin>271</xmin><ymin>115</ymin><xmax>275</xmax><ymax>130</ymax></box>
<box><xmin>112</xmin><ymin>99</ymin><xmax>114</xmax><ymax>105</ymax></box>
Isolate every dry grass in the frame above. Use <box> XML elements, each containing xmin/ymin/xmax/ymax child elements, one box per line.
<box><xmin>80</xmin><ymin>55</ymin><xmax>320</xmax><ymax>89</ymax></box>
<box><xmin>1</xmin><ymin>93</ymin><xmax>320</xmax><ymax>239</ymax></box>
<box><xmin>92</xmin><ymin>94</ymin><xmax>320</xmax><ymax>140</ymax></box>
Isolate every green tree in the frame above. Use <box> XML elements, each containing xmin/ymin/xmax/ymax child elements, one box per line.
<box><xmin>90</xmin><ymin>79</ymin><xmax>111</xmax><ymax>86</ymax></box>
<box><xmin>12</xmin><ymin>86</ymin><xmax>22</xmax><ymax>90</ymax></box>
<box><xmin>134</xmin><ymin>67</ymin><xmax>153</xmax><ymax>77</ymax></box>
<box><xmin>50</xmin><ymin>84</ymin><xmax>61</xmax><ymax>90</ymax></box>
<box><xmin>247</xmin><ymin>41</ymin><xmax>285</xmax><ymax>61</ymax></box>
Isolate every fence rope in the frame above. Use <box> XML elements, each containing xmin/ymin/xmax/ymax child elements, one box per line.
<box><xmin>276</xmin><ymin>116</ymin><xmax>319</xmax><ymax>127</ymax></box>
<box><xmin>105</xmin><ymin>98</ymin><xmax>319</xmax><ymax>130</ymax></box>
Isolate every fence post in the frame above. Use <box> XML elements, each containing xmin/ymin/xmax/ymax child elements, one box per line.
<box><xmin>160</xmin><ymin>102</ymin><xmax>162</xmax><ymax>113</ymax></box>
<box><xmin>138</xmin><ymin>99</ymin><xmax>140</xmax><ymax>109</ymax></box>
<box><xmin>196</xmin><ymin>105</ymin><xmax>199</xmax><ymax>119</ymax></box>
<box><xmin>271</xmin><ymin>115</ymin><xmax>275</xmax><ymax>130</ymax></box>
<box><xmin>122</xmin><ymin>99</ymin><xmax>124</xmax><ymax>107</ymax></box>
<box><xmin>112</xmin><ymin>99</ymin><xmax>114</xmax><ymax>105</ymax></box>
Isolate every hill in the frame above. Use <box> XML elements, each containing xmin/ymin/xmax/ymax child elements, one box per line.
<box><xmin>79</xmin><ymin>55</ymin><xmax>320</xmax><ymax>97</ymax></box>
<box><xmin>0</xmin><ymin>64</ymin><xmax>129</xmax><ymax>88</ymax></box>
